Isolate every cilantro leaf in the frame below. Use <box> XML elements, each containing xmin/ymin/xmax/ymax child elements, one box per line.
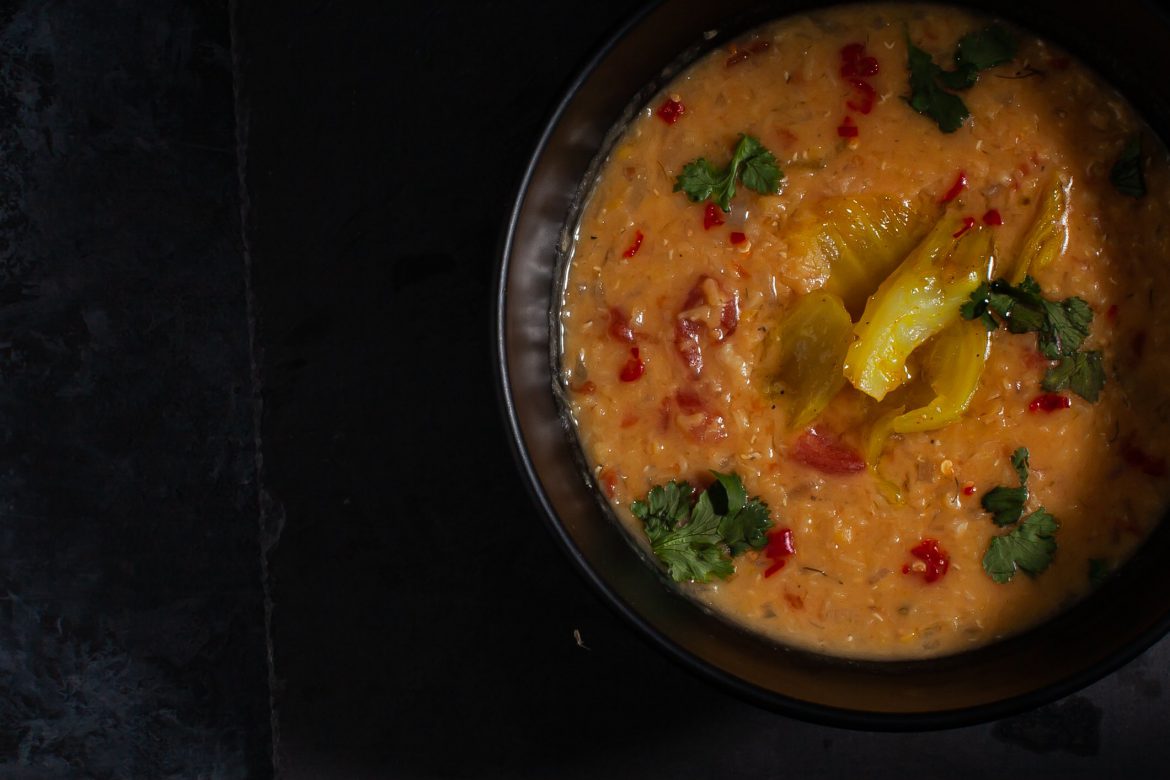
<box><xmin>1043</xmin><ymin>350</ymin><xmax>1106</xmax><ymax>402</ymax></box>
<box><xmin>983</xmin><ymin>508</ymin><xmax>1059</xmax><ymax>583</ymax></box>
<box><xmin>982</xmin><ymin>485</ymin><xmax>1028</xmax><ymax>527</ymax></box>
<box><xmin>674</xmin><ymin>159</ymin><xmax>725</xmax><ymax>206</ymax></box>
<box><xmin>905</xmin><ymin>25</ymin><xmax>1017</xmax><ymax>133</ymax></box>
<box><xmin>632</xmin><ymin>472</ymin><xmax>774</xmax><ymax>582</ymax></box>
<box><xmin>720</xmin><ymin>498</ymin><xmax>772</xmax><ymax>556</ymax></box>
<box><xmin>1111</xmin><ymin>135</ymin><xmax>1146</xmax><ymax>198</ymax></box>
<box><xmin>954</xmin><ymin>24</ymin><xmax>1017</xmax><ymax>71</ymax></box>
<box><xmin>981</xmin><ymin>447</ymin><xmax>1030</xmax><ymax>526</ymax></box>
<box><xmin>961</xmin><ymin>277</ymin><xmax>1104</xmax><ymax>402</ymax></box>
<box><xmin>1010</xmin><ymin>447</ymin><xmax>1030</xmax><ymax>485</ymax></box>
<box><xmin>905</xmin><ymin>41</ymin><xmax>970</xmax><ymax>133</ymax></box>
<box><xmin>674</xmin><ymin>134</ymin><xmax>783</xmax><ymax>212</ymax></box>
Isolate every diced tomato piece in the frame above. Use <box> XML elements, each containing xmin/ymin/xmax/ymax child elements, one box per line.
<box><xmin>982</xmin><ymin>209</ymin><xmax>1003</xmax><ymax>226</ymax></box>
<box><xmin>792</xmin><ymin>429</ymin><xmax>866</xmax><ymax>475</ymax></box>
<box><xmin>729</xmin><ymin>231</ymin><xmax>747</xmax><ymax>245</ymax></box>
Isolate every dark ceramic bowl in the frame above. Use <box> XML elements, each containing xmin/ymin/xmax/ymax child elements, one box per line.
<box><xmin>494</xmin><ymin>0</ymin><xmax>1170</xmax><ymax>729</ymax></box>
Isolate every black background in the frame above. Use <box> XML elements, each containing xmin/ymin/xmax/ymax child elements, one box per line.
<box><xmin>2</xmin><ymin>1</ymin><xmax>1170</xmax><ymax>777</ymax></box>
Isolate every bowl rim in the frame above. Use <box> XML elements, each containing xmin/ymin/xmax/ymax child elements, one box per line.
<box><xmin>493</xmin><ymin>0</ymin><xmax>1170</xmax><ymax>730</ymax></box>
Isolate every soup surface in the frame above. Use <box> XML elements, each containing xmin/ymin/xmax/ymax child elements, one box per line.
<box><xmin>559</xmin><ymin>3</ymin><xmax>1170</xmax><ymax>659</ymax></box>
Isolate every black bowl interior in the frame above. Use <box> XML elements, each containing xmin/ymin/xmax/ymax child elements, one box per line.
<box><xmin>495</xmin><ymin>0</ymin><xmax>1170</xmax><ymax>729</ymax></box>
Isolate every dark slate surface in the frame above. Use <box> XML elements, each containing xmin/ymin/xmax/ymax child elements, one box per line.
<box><xmin>0</xmin><ymin>1</ymin><xmax>271</xmax><ymax>777</ymax></box>
<box><xmin>233</xmin><ymin>2</ymin><xmax>1170</xmax><ymax>779</ymax></box>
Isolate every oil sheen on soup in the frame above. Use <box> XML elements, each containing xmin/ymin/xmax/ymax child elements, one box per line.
<box><xmin>558</xmin><ymin>3</ymin><xmax>1170</xmax><ymax>659</ymax></box>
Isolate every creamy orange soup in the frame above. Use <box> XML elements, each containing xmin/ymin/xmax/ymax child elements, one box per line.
<box><xmin>558</xmin><ymin>3</ymin><xmax>1170</xmax><ymax>659</ymax></box>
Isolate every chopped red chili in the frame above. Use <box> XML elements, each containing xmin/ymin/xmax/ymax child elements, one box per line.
<box><xmin>729</xmin><ymin>231</ymin><xmax>747</xmax><ymax>245</ymax></box>
<box><xmin>845</xmin><ymin>79</ymin><xmax>876</xmax><ymax>114</ymax></box>
<box><xmin>1029</xmin><ymin>393</ymin><xmax>1071</xmax><ymax>413</ymax></box>
<box><xmin>619</xmin><ymin>347</ymin><xmax>644</xmax><ymax>382</ymax></box>
<box><xmin>982</xmin><ymin>208</ymin><xmax>1003</xmax><ymax>226</ymax></box>
<box><xmin>792</xmin><ymin>429</ymin><xmax>866</xmax><ymax>475</ymax></box>
<box><xmin>703</xmin><ymin>202</ymin><xmax>724</xmax><ymax>230</ymax></box>
<box><xmin>858</xmin><ymin>56</ymin><xmax>879</xmax><ymax>77</ymax></box>
<box><xmin>656</xmin><ymin>97</ymin><xmax>685</xmax><ymax>125</ymax></box>
<box><xmin>952</xmin><ymin>216</ymin><xmax>976</xmax><ymax>238</ymax></box>
<box><xmin>961</xmin><ymin>482</ymin><xmax>977</xmax><ymax>496</ymax></box>
<box><xmin>837</xmin><ymin>116</ymin><xmax>859</xmax><ymax>137</ymax></box>
<box><xmin>940</xmin><ymin>171</ymin><xmax>967</xmax><ymax>203</ymax></box>
<box><xmin>763</xmin><ymin>527</ymin><xmax>796</xmax><ymax>578</ymax></box>
<box><xmin>622</xmin><ymin>230</ymin><xmax>644</xmax><ymax>258</ymax></box>
<box><xmin>902</xmin><ymin>539</ymin><xmax>950</xmax><ymax>583</ymax></box>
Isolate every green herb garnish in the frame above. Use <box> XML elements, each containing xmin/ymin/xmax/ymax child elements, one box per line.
<box><xmin>674</xmin><ymin>133</ymin><xmax>783</xmax><ymax>212</ymax></box>
<box><xmin>983</xmin><ymin>508</ymin><xmax>1060</xmax><ymax>583</ymax></box>
<box><xmin>981</xmin><ymin>446</ymin><xmax>1030</xmax><ymax>526</ymax></box>
<box><xmin>630</xmin><ymin>471</ymin><xmax>774</xmax><ymax>583</ymax></box>
<box><xmin>1111</xmin><ymin>135</ymin><xmax>1146</xmax><ymax>198</ymax></box>
<box><xmin>962</xmin><ymin>276</ymin><xmax>1105</xmax><ymax>402</ymax></box>
<box><xmin>1042</xmin><ymin>351</ymin><xmax>1106</xmax><ymax>402</ymax></box>
<box><xmin>905</xmin><ymin>24</ymin><xmax>1018</xmax><ymax>133</ymax></box>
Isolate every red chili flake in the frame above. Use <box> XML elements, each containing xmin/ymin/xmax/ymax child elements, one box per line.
<box><xmin>903</xmin><ymin>539</ymin><xmax>950</xmax><ymax>583</ymax></box>
<box><xmin>622</xmin><ymin>230</ymin><xmax>644</xmax><ymax>258</ymax></box>
<box><xmin>1029</xmin><ymin>392</ymin><xmax>1071</xmax><ymax>413</ymax></box>
<box><xmin>703</xmin><ymin>202</ymin><xmax>724</xmax><ymax>230</ymax></box>
<box><xmin>952</xmin><ymin>216</ymin><xmax>976</xmax><ymax>238</ymax></box>
<box><xmin>607</xmin><ymin>306</ymin><xmax>635</xmax><ymax>343</ymax></box>
<box><xmin>1123</xmin><ymin>441</ymin><xmax>1167</xmax><ymax>477</ymax></box>
<box><xmin>1106</xmin><ymin>304</ymin><xmax>1119</xmax><ymax>324</ymax></box>
<box><xmin>940</xmin><ymin>171</ymin><xmax>968</xmax><ymax>203</ymax></box>
<box><xmin>792</xmin><ymin>429</ymin><xmax>866</xmax><ymax>475</ymax></box>
<box><xmin>729</xmin><ymin>231</ymin><xmax>747</xmax><ymax>245</ymax></box>
<box><xmin>982</xmin><ymin>209</ymin><xmax>1004</xmax><ymax>226</ymax></box>
<box><xmin>837</xmin><ymin>117</ymin><xmax>859</xmax><ymax>138</ymax></box>
<box><xmin>763</xmin><ymin>528</ymin><xmax>796</xmax><ymax>578</ymax></box>
<box><xmin>961</xmin><ymin>482</ymin><xmax>977</xmax><ymax>496</ymax></box>
<box><xmin>845</xmin><ymin>79</ymin><xmax>876</xmax><ymax>114</ymax></box>
<box><xmin>859</xmin><ymin>56</ymin><xmax>879</xmax><ymax>77</ymax></box>
<box><xmin>784</xmin><ymin>592</ymin><xmax>804</xmax><ymax>610</ymax></box>
<box><xmin>576</xmin><ymin>380</ymin><xmax>596</xmax><ymax>395</ymax></box>
<box><xmin>656</xmin><ymin>97</ymin><xmax>685</xmax><ymax>125</ymax></box>
<box><xmin>619</xmin><ymin>347</ymin><xmax>644</xmax><ymax>382</ymax></box>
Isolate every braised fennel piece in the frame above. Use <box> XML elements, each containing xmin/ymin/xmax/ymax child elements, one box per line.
<box><xmin>844</xmin><ymin>215</ymin><xmax>995</xmax><ymax>401</ymax></box>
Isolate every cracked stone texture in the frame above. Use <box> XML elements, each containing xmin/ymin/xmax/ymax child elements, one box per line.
<box><xmin>0</xmin><ymin>1</ymin><xmax>271</xmax><ymax>776</ymax></box>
